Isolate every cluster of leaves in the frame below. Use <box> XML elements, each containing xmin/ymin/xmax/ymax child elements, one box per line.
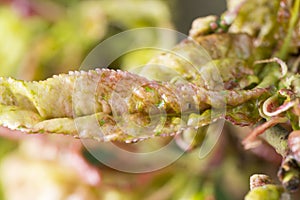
<box><xmin>0</xmin><ymin>0</ymin><xmax>300</xmax><ymax>199</ymax></box>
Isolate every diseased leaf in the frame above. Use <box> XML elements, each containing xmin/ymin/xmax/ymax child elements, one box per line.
<box><xmin>225</xmin><ymin>100</ymin><xmax>261</xmax><ymax>126</ymax></box>
<box><xmin>148</xmin><ymin>33</ymin><xmax>257</xmax><ymax>90</ymax></box>
<box><xmin>0</xmin><ymin>69</ymin><xmax>269</xmax><ymax>142</ymax></box>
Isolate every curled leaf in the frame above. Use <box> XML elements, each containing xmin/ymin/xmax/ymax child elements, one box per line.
<box><xmin>262</xmin><ymin>95</ymin><xmax>297</xmax><ymax>117</ymax></box>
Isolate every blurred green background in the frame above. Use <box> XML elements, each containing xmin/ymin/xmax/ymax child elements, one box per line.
<box><xmin>0</xmin><ymin>0</ymin><xmax>226</xmax><ymax>80</ymax></box>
